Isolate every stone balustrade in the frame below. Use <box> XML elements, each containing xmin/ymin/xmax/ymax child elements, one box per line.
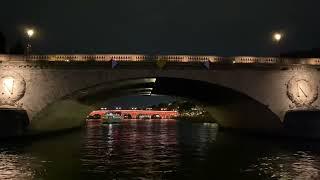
<box><xmin>0</xmin><ymin>54</ymin><xmax>320</xmax><ymax>65</ymax></box>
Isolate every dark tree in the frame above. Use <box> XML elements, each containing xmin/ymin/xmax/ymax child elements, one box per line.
<box><xmin>177</xmin><ymin>101</ymin><xmax>195</xmax><ymax>113</ymax></box>
<box><xmin>157</xmin><ymin>103</ymin><xmax>168</xmax><ymax>108</ymax></box>
<box><xmin>151</xmin><ymin>104</ymin><xmax>157</xmax><ymax>109</ymax></box>
<box><xmin>9</xmin><ymin>39</ymin><xmax>24</xmax><ymax>54</ymax></box>
<box><xmin>0</xmin><ymin>32</ymin><xmax>6</xmax><ymax>54</ymax></box>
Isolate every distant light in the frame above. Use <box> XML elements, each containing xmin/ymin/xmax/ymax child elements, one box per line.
<box><xmin>143</xmin><ymin>78</ymin><xmax>157</xmax><ymax>83</ymax></box>
<box><xmin>273</xmin><ymin>33</ymin><xmax>282</xmax><ymax>42</ymax></box>
<box><xmin>26</xmin><ymin>29</ymin><xmax>35</xmax><ymax>38</ymax></box>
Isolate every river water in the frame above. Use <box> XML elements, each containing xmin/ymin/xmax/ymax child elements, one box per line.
<box><xmin>0</xmin><ymin>120</ymin><xmax>320</xmax><ymax>179</ymax></box>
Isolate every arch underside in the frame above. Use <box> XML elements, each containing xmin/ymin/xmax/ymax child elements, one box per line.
<box><xmin>30</xmin><ymin>77</ymin><xmax>282</xmax><ymax>133</ymax></box>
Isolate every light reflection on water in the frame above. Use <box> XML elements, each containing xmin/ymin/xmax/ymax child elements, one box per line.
<box><xmin>245</xmin><ymin>151</ymin><xmax>320</xmax><ymax>179</ymax></box>
<box><xmin>0</xmin><ymin>150</ymin><xmax>45</xmax><ymax>180</ymax></box>
<box><xmin>0</xmin><ymin>120</ymin><xmax>320</xmax><ymax>179</ymax></box>
<box><xmin>81</xmin><ymin>120</ymin><xmax>184</xmax><ymax>179</ymax></box>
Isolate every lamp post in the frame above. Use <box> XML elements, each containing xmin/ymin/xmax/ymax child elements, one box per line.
<box><xmin>273</xmin><ymin>32</ymin><xmax>283</xmax><ymax>57</ymax></box>
<box><xmin>25</xmin><ymin>28</ymin><xmax>34</xmax><ymax>60</ymax></box>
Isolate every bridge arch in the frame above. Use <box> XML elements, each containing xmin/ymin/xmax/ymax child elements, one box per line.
<box><xmin>29</xmin><ymin>76</ymin><xmax>282</xmax><ymax>133</ymax></box>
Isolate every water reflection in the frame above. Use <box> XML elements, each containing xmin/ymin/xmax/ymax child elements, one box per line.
<box><xmin>245</xmin><ymin>151</ymin><xmax>320</xmax><ymax>179</ymax></box>
<box><xmin>0</xmin><ymin>150</ymin><xmax>43</xmax><ymax>180</ymax></box>
<box><xmin>3</xmin><ymin>120</ymin><xmax>320</xmax><ymax>179</ymax></box>
<box><xmin>81</xmin><ymin>120</ymin><xmax>183</xmax><ymax>179</ymax></box>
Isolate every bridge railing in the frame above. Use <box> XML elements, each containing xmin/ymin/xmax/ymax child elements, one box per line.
<box><xmin>233</xmin><ymin>56</ymin><xmax>280</xmax><ymax>64</ymax></box>
<box><xmin>1</xmin><ymin>54</ymin><xmax>320</xmax><ymax>66</ymax></box>
<box><xmin>0</xmin><ymin>54</ymin><xmax>25</xmax><ymax>61</ymax></box>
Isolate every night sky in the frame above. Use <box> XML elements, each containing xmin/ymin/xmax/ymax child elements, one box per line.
<box><xmin>105</xmin><ymin>95</ymin><xmax>177</xmax><ymax>109</ymax></box>
<box><xmin>1</xmin><ymin>0</ymin><xmax>319</xmax><ymax>56</ymax></box>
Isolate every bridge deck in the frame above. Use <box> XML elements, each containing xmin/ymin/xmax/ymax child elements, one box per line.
<box><xmin>0</xmin><ymin>59</ymin><xmax>319</xmax><ymax>71</ymax></box>
<box><xmin>1</xmin><ymin>54</ymin><xmax>320</xmax><ymax>66</ymax></box>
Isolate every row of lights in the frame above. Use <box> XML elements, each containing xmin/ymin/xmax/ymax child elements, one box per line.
<box><xmin>101</xmin><ymin>107</ymin><xmax>123</xmax><ymax>110</ymax></box>
<box><xmin>100</xmin><ymin>107</ymin><xmax>170</xmax><ymax>111</ymax></box>
<box><xmin>101</xmin><ymin>107</ymin><xmax>124</xmax><ymax>110</ymax></box>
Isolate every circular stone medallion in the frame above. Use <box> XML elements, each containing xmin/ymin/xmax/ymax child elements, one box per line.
<box><xmin>287</xmin><ymin>76</ymin><xmax>318</xmax><ymax>106</ymax></box>
<box><xmin>0</xmin><ymin>72</ymin><xmax>26</xmax><ymax>105</ymax></box>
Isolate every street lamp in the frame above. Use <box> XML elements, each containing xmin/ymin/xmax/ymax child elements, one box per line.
<box><xmin>25</xmin><ymin>28</ymin><xmax>35</xmax><ymax>60</ymax></box>
<box><xmin>272</xmin><ymin>32</ymin><xmax>284</xmax><ymax>57</ymax></box>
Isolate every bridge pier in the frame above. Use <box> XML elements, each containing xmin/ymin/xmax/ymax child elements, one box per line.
<box><xmin>283</xmin><ymin>109</ymin><xmax>320</xmax><ymax>138</ymax></box>
<box><xmin>0</xmin><ymin>108</ymin><xmax>29</xmax><ymax>137</ymax></box>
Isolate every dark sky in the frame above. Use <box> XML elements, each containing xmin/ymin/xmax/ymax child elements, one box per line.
<box><xmin>1</xmin><ymin>0</ymin><xmax>319</xmax><ymax>56</ymax></box>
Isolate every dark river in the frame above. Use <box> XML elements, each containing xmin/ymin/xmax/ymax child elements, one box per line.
<box><xmin>0</xmin><ymin>120</ymin><xmax>320</xmax><ymax>179</ymax></box>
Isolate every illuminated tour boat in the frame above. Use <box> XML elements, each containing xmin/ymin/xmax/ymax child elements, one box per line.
<box><xmin>101</xmin><ymin>112</ymin><xmax>123</xmax><ymax>125</ymax></box>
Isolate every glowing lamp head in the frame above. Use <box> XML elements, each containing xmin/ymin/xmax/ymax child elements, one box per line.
<box><xmin>273</xmin><ymin>33</ymin><xmax>282</xmax><ymax>42</ymax></box>
<box><xmin>26</xmin><ymin>29</ymin><xmax>34</xmax><ymax>38</ymax></box>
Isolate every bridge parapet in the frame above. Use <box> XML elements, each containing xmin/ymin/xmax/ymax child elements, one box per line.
<box><xmin>234</xmin><ymin>56</ymin><xmax>279</xmax><ymax>64</ymax></box>
<box><xmin>1</xmin><ymin>54</ymin><xmax>320</xmax><ymax>66</ymax></box>
<box><xmin>0</xmin><ymin>55</ymin><xmax>25</xmax><ymax>61</ymax></box>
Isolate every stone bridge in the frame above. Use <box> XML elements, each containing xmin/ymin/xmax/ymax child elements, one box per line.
<box><xmin>0</xmin><ymin>54</ymin><xmax>320</xmax><ymax>137</ymax></box>
<box><xmin>88</xmin><ymin>110</ymin><xmax>179</xmax><ymax>119</ymax></box>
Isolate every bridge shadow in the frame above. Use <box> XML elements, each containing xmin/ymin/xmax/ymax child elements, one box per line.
<box><xmin>70</xmin><ymin>77</ymin><xmax>282</xmax><ymax>131</ymax></box>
